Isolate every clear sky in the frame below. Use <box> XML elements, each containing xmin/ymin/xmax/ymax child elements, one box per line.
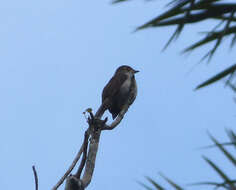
<box><xmin>0</xmin><ymin>0</ymin><xmax>236</xmax><ymax>190</ymax></box>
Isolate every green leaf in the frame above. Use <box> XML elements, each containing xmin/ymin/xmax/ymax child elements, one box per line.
<box><xmin>183</xmin><ymin>26</ymin><xmax>236</xmax><ymax>53</ymax></box>
<box><xmin>228</xmin><ymin>82</ymin><xmax>236</xmax><ymax>92</ymax></box>
<box><xmin>226</xmin><ymin>129</ymin><xmax>236</xmax><ymax>149</ymax></box>
<box><xmin>195</xmin><ymin>63</ymin><xmax>236</xmax><ymax>90</ymax></box>
<box><xmin>138</xmin><ymin>4</ymin><xmax>236</xmax><ymax>29</ymax></box>
<box><xmin>112</xmin><ymin>0</ymin><xmax>130</xmax><ymax>4</ymax></box>
<box><xmin>146</xmin><ymin>177</ymin><xmax>166</xmax><ymax>190</ymax></box>
<box><xmin>137</xmin><ymin>181</ymin><xmax>154</xmax><ymax>190</ymax></box>
<box><xmin>188</xmin><ymin>181</ymin><xmax>222</xmax><ymax>188</ymax></box>
<box><xmin>208</xmin><ymin>133</ymin><xmax>236</xmax><ymax>167</ymax></box>
<box><xmin>203</xmin><ymin>156</ymin><xmax>232</xmax><ymax>183</ymax></box>
<box><xmin>230</xmin><ymin>34</ymin><xmax>236</xmax><ymax>48</ymax></box>
<box><xmin>118</xmin><ymin>0</ymin><xmax>236</xmax><ymax>61</ymax></box>
<box><xmin>159</xmin><ymin>173</ymin><xmax>184</xmax><ymax>190</ymax></box>
<box><xmin>135</xmin><ymin>0</ymin><xmax>189</xmax><ymax>31</ymax></box>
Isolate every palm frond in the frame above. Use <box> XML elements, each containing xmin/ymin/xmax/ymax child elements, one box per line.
<box><xmin>195</xmin><ymin>63</ymin><xmax>236</xmax><ymax>90</ymax></box>
<box><xmin>112</xmin><ymin>0</ymin><xmax>130</xmax><ymax>4</ymax></box>
<box><xmin>159</xmin><ymin>173</ymin><xmax>184</xmax><ymax>190</ymax></box>
<box><xmin>137</xmin><ymin>181</ymin><xmax>155</xmax><ymax>190</ymax></box>
<box><xmin>146</xmin><ymin>177</ymin><xmax>166</xmax><ymax>190</ymax></box>
<box><xmin>203</xmin><ymin>156</ymin><xmax>235</xmax><ymax>190</ymax></box>
<box><xmin>118</xmin><ymin>0</ymin><xmax>236</xmax><ymax>88</ymax></box>
<box><xmin>208</xmin><ymin>132</ymin><xmax>236</xmax><ymax>167</ymax></box>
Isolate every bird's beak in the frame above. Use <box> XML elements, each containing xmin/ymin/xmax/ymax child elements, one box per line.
<box><xmin>134</xmin><ymin>70</ymin><xmax>139</xmax><ymax>74</ymax></box>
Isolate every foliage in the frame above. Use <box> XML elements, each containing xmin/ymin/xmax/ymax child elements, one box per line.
<box><xmin>112</xmin><ymin>1</ymin><xmax>236</xmax><ymax>189</ymax></box>
<box><xmin>114</xmin><ymin>0</ymin><xmax>236</xmax><ymax>90</ymax></box>
<box><xmin>139</xmin><ymin>130</ymin><xmax>236</xmax><ymax>190</ymax></box>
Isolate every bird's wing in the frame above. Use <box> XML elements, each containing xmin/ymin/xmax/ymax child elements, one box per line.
<box><xmin>102</xmin><ymin>73</ymin><xmax>127</xmax><ymax>102</ymax></box>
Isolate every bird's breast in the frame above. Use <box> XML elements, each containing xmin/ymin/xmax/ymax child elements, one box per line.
<box><xmin>120</xmin><ymin>78</ymin><xmax>132</xmax><ymax>94</ymax></box>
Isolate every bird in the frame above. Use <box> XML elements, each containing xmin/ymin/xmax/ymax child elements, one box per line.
<box><xmin>95</xmin><ymin>65</ymin><xmax>139</xmax><ymax>119</ymax></box>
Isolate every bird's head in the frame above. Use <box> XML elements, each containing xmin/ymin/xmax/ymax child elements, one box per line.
<box><xmin>115</xmin><ymin>65</ymin><xmax>139</xmax><ymax>76</ymax></box>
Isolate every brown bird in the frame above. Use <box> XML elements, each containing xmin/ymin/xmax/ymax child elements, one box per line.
<box><xmin>95</xmin><ymin>65</ymin><xmax>139</xmax><ymax>119</ymax></box>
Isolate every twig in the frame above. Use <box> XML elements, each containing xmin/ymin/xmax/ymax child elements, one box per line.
<box><xmin>80</xmin><ymin>104</ymin><xmax>130</xmax><ymax>187</ymax></box>
<box><xmin>81</xmin><ymin>128</ymin><xmax>101</xmax><ymax>187</ymax></box>
<box><xmin>54</xmin><ymin>98</ymin><xmax>131</xmax><ymax>190</ymax></box>
<box><xmin>32</xmin><ymin>165</ymin><xmax>38</xmax><ymax>190</ymax></box>
<box><xmin>51</xmin><ymin>143</ymin><xmax>84</xmax><ymax>190</ymax></box>
<box><xmin>75</xmin><ymin>130</ymin><xmax>89</xmax><ymax>179</ymax></box>
<box><xmin>101</xmin><ymin>104</ymin><xmax>129</xmax><ymax>130</ymax></box>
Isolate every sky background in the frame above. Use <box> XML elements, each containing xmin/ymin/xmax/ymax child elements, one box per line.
<box><xmin>0</xmin><ymin>0</ymin><xmax>236</xmax><ymax>190</ymax></box>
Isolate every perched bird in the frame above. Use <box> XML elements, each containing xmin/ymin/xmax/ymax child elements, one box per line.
<box><xmin>95</xmin><ymin>65</ymin><xmax>139</xmax><ymax>119</ymax></box>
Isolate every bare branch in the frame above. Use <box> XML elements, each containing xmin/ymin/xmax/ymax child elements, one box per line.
<box><xmin>81</xmin><ymin>104</ymin><xmax>131</xmax><ymax>187</ymax></box>
<box><xmin>55</xmin><ymin>91</ymin><xmax>132</xmax><ymax>190</ymax></box>
<box><xmin>52</xmin><ymin>144</ymin><xmax>84</xmax><ymax>190</ymax></box>
<box><xmin>101</xmin><ymin>104</ymin><xmax>129</xmax><ymax>130</ymax></box>
<box><xmin>75</xmin><ymin>130</ymin><xmax>89</xmax><ymax>179</ymax></box>
<box><xmin>32</xmin><ymin>165</ymin><xmax>38</xmax><ymax>190</ymax></box>
<box><xmin>81</xmin><ymin>128</ymin><xmax>101</xmax><ymax>187</ymax></box>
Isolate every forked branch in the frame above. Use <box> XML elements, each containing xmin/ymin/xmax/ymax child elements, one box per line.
<box><xmin>53</xmin><ymin>103</ymin><xmax>131</xmax><ymax>190</ymax></box>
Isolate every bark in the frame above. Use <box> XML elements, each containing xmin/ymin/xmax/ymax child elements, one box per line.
<box><xmin>52</xmin><ymin>97</ymin><xmax>132</xmax><ymax>190</ymax></box>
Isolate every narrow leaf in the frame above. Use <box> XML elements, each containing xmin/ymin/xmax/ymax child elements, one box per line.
<box><xmin>188</xmin><ymin>181</ymin><xmax>222</xmax><ymax>188</ymax></box>
<box><xmin>226</xmin><ymin>129</ymin><xmax>236</xmax><ymax>149</ymax></box>
<box><xmin>228</xmin><ymin>82</ymin><xmax>236</xmax><ymax>92</ymax></box>
<box><xmin>183</xmin><ymin>26</ymin><xmax>236</xmax><ymax>53</ymax></box>
<box><xmin>230</xmin><ymin>34</ymin><xmax>236</xmax><ymax>48</ymax></box>
<box><xmin>135</xmin><ymin>0</ymin><xmax>190</xmax><ymax>31</ymax></box>
<box><xmin>146</xmin><ymin>177</ymin><xmax>166</xmax><ymax>190</ymax></box>
<box><xmin>195</xmin><ymin>63</ymin><xmax>236</xmax><ymax>90</ymax></box>
<box><xmin>203</xmin><ymin>156</ymin><xmax>232</xmax><ymax>182</ymax></box>
<box><xmin>112</xmin><ymin>0</ymin><xmax>130</xmax><ymax>3</ymax></box>
<box><xmin>137</xmin><ymin>181</ymin><xmax>154</xmax><ymax>190</ymax></box>
<box><xmin>208</xmin><ymin>133</ymin><xmax>236</xmax><ymax>167</ymax></box>
<box><xmin>159</xmin><ymin>173</ymin><xmax>184</xmax><ymax>190</ymax></box>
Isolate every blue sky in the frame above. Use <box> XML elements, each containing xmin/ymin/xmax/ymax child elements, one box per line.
<box><xmin>0</xmin><ymin>0</ymin><xmax>236</xmax><ymax>190</ymax></box>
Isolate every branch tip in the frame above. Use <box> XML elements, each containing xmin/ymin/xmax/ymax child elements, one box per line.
<box><xmin>32</xmin><ymin>165</ymin><xmax>38</xmax><ymax>190</ymax></box>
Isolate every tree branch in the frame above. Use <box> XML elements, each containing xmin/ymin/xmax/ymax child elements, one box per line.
<box><xmin>32</xmin><ymin>165</ymin><xmax>38</xmax><ymax>190</ymax></box>
<box><xmin>53</xmin><ymin>93</ymin><xmax>132</xmax><ymax>190</ymax></box>
<box><xmin>81</xmin><ymin>127</ymin><xmax>101</xmax><ymax>187</ymax></box>
<box><xmin>101</xmin><ymin>104</ymin><xmax>130</xmax><ymax>130</ymax></box>
<box><xmin>52</xmin><ymin>143</ymin><xmax>84</xmax><ymax>190</ymax></box>
<box><xmin>75</xmin><ymin>130</ymin><xmax>89</xmax><ymax>179</ymax></box>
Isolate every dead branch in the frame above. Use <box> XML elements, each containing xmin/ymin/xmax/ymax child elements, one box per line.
<box><xmin>32</xmin><ymin>165</ymin><xmax>38</xmax><ymax>190</ymax></box>
<box><xmin>52</xmin><ymin>144</ymin><xmax>84</xmax><ymax>190</ymax></box>
<box><xmin>53</xmin><ymin>99</ymin><xmax>131</xmax><ymax>190</ymax></box>
<box><xmin>64</xmin><ymin>104</ymin><xmax>130</xmax><ymax>190</ymax></box>
<box><xmin>81</xmin><ymin>120</ymin><xmax>103</xmax><ymax>187</ymax></box>
<box><xmin>75</xmin><ymin>130</ymin><xmax>89</xmax><ymax>179</ymax></box>
<box><xmin>101</xmin><ymin>104</ymin><xmax>129</xmax><ymax>130</ymax></box>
